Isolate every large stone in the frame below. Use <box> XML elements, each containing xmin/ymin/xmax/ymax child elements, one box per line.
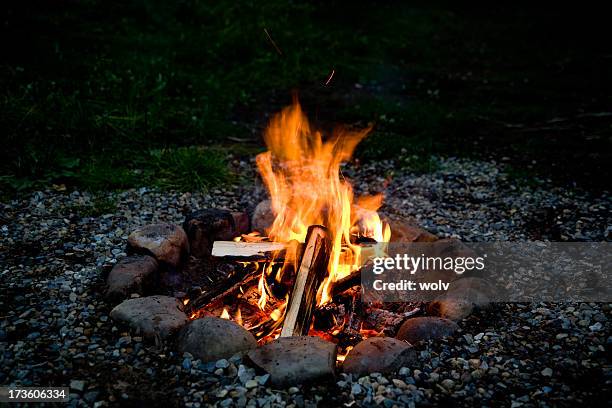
<box><xmin>426</xmin><ymin>296</ymin><xmax>474</xmax><ymax>321</ymax></box>
<box><xmin>128</xmin><ymin>223</ymin><xmax>189</xmax><ymax>268</ymax></box>
<box><xmin>428</xmin><ymin>278</ymin><xmax>493</xmax><ymax>319</ymax></box>
<box><xmin>428</xmin><ymin>238</ymin><xmax>477</xmax><ymax>260</ymax></box>
<box><xmin>396</xmin><ymin>317</ymin><xmax>459</xmax><ymax>344</ymax></box>
<box><xmin>342</xmin><ymin>337</ymin><xmax>417</xmax><ymax>376</ymax></box>
<box><xmin>388</xmin><ymin>220</ymin><xmax>438</xmax><ymax>243</ymax></box>
<box><xmin>106</xmin><ymin>255</ymin><xmax>158</xmax><ymax>302</ymax></box>
<box><xmin>246</xmin><ymin>336</ymin><xmax>336</xmax><ymax>386</ymax></box>
<box><xmin>251</xmin><ymin>200</ymin><xmax>275</xmax><ymax>234</ymax></box>
<box><xmin>447</xmin><ymin>277</ymin><xmax>498</xmax><ymax>300</ymax></box>
<box><xmin>183</xmin><ymin>209</ymin><xmax>250</xmax><ymax>258</ymax></box>
<box><xmin>178</xmin><ymin>317</ymin><xmax>257</xmax><ymax>362</ymax></box>
<box><xmin>110</xmin><ymin>295</ymin><xmax>188</xmax><ymax>339</ymax></box>
<box><xmin>448</xmin><ymin>287</ymin><xmax>491</xmax><ymax>309</ymax></box>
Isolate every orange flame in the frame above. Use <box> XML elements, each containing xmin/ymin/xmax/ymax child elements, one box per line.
<box><xmin>256</xmin><ymin>99</ymin><xmax>390</xmax><ymax>305</ymax></box>
<box><xmin>337</xmin><ymin>346</ymin><xmax>353</xmax><ymax>362</ymax></box>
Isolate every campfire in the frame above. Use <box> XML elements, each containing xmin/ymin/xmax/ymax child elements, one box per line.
<box><xmin>184</xmin><ymin>100</ymin><xmax>392</xmax><ymax>350</ymax></box>
<box><xmin>109</xmin><ymin>98</ymin><xmax>491</xmax><ymax>384</ymax></box>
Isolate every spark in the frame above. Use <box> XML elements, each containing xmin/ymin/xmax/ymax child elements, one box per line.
<box><xmin>264</xmin><ymin>28</ymin><xmax>283</xmax><ymax>55</ymax></box>
<box><xmin>324</xmin><ymin>69</ymin><xmax>335</xmax><ymax>86</ymax></box>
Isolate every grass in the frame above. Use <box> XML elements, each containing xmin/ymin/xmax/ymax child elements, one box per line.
<box><xmin>0</xmin><ymin>146</ymin><xmax>233</xmax><ymax>195</ymax></box>
<box><xmin>1</xmin><ymin>2</ymin><xmax>609</xmax><ymax>195</ymax></box>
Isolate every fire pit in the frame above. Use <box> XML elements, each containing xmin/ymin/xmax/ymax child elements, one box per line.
<box><xmin>104</xmin><ymin>100</ymin><xmax>490</xmax><ymax>385</ymax></box>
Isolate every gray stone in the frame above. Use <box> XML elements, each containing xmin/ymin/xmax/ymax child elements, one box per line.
<box><xmin>447</xmin><ymin>287</ymin><xmax>491</xmax><ymax>309</ymax></box>
<box><xmin>251</xmin><ymin>200</ymin><xmax>275</xmax><ymax>234</ymax></box>
<box><xmin>215</xmin><ymin>359</ymin><xmax>230</xmax><ymax>369</ymax></box>
<box><xmin>70</xmin><ymin>380</ymin><xmax>85</xmax><ymax>392</ymax></box>
<box><xmin>387</xmin><ymin>219</ymin><xmax>438</xmax><ymax>243</ymax></box>
<box><xmin>178</xmin><ymin>317</ymin><xmax>257</xmax><ymax>362</ymax></box>
<box><xmin>396</xmin><ymin>317</ymin><xmax>459</xmax><ymax>344</ymax></box>
<box><xmin>183</xmin><ymin>209</ymin><xmax>250</xmax><ymax>258</ymax></box>
<box><xmin>246</xmin><ymin>336</ymin><xmax>336</xmax><ymax>386</ymax></box>
<box><xmin>127</xmin><ymin>223</ymin><xmax>188</xmax><ymax>268</ymax></box>
<box><xmin>342</xmin><ymin>337</ymin><xmax>417</xmax><ymax>376</ymax></box>
<box><xmin>447</xmin><ymin>277</ymin><xmax>497</xmax><ymax>299</ymax></box>
<box><xmin>427</xmin><ymin>278</ymin><xmax>492</xmax><ymax>320</ymax></box>
<box><xmin>426</xmin><ymin>296</ymin><xmax>473</xmax><ymax>321</ymax></box>
<box><xmin>429</xmin><ymin>238</ymin><xmax>477</xmax><ymax>259</ymax></box>
<box><xmin>105</xmin><ymin>255</ymin><xmax>158</xmax><ymax>302</ymax></box>
<box><xmin>110</xmin><ymin>295</ymin><xmax>188</xmax><ymax>339</ymax></box>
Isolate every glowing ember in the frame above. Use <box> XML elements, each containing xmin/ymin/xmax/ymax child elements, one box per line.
<box><xmin>256</xmin><ymin>98</ymin><xmax>390</xmax><ymax>305</ymax></box>
<box><xmin>336</xmin><ymin>346</ymin><xmax>353</xmax><ymax>362</ymax></box>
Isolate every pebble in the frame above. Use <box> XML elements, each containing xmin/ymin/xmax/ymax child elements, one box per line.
<box><xmin>70</xmin><ymin>380</ymin><xmax>86</xmax><ymax>392</ymax></box>
<box><xmin>215</xmin><ymin>359</ymin><xmax>229</xmax><ymax>369</ymax></box>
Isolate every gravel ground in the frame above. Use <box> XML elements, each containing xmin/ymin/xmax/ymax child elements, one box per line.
<box><xmin>1</xmin><ymin>156</ymin><xmax>610</xmax><ymax>407</ymax></box>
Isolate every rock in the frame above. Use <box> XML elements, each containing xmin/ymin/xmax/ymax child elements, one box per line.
<box><xmin>427</xmin><ymin>239</ymin><xmax>478</xmax><ymax>267</ymax></box>
<box><xmin>388</xmin><ymin>220</ymin><xmax>438</xmax><ymax>242</ymax></box>
<box><xmin>342</xmin><ymin>337</ymin><xmax>417</xmax><ymax>376</ymax></box>
<box><xmin>127</xmin><ymin>223</ymin><xmax>188</xmax><ymax>268</ymax></box>
<box><xmin>251</xmin><ymin>200</ymin><xmax>275</xmax><ymax>234</ymax></box>
<box><xmin>178</xmin><ymin>317</ymin><xmax>257</xmax><ymax>362</ymax></box>
<box><xmin>447</xmin><ymin>277</ymin><xmax>497</xmax><ymax>299</ymax></box>
<box><xmin>215</xmin><ymin>359</ymin><xmax>230</xmax><ymax>369</ymax></box>
<box><xmin>431</xmin><ymin>278</ymin><xmax>493</xmax><ymax>314</ymax></box>
<box><xmin>183</xmin><ymin>209</ymin><xmax>250</xmax><ymax>258</ymax></box>
<box><xmin>256</xmin><ymin>374</ymin><xmax>270</xmax><ymax>385</ymax></box>
<box><xmin>448</xmin><ymin>287</ymin><xmax>491</xmax><ymax>309</ymax></box>
<box><xmin>426</xmin><ymin>296</ymin><xmax>474</xmax><ymax>321</ymax></box>
<box><xmin>110</xmin><ymin>295</ymin><xmax>188</xmax><ymax>339</ymax></box>
<box><xmin>105</xmin><ymin>255</ymin><xmax>158</xmax><ymax>302</ymax></box>
<box><xmin>246</xmin><ymin>336</ymin><xmax>336</xmax><ymax>386</ymax></box>
<box><xmin>396</xmin><ymin>317</ymin><xmax>459</xmax><ymax>344</ymax></box>
<box><xmin>70</xmin><ymin>380</ymin><xmax>86</xmax><ymax>392</ymax></box>
<box><xmin>541</xmin><ymin>367</ymin><xmax>553</xmax><ymax>377</ymax></box>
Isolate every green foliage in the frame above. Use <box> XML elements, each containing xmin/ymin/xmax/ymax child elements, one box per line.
<box><xmin>2</xmin><ymin>1</ymin><xmax>609</xmax><ymax>193</ymax></box>
<box><xmin>148</xmin><ymin>147</ymin><xmax>233</xmax><ymax>191</ymax></box>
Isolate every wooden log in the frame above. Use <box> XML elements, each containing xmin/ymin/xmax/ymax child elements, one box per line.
<box><xmin>280</xmin><ymin>225</ymin><xmax>331</xmax><ymax>337</ymax></box>
<box><xmin>190</xmin><ymin>263</ymin><xmax>256</xmax><ymax>310</ymax></box>
<box><xmin>211</xmin><ymin>241</ymin><xmax>289</xmax><ymax>261</ymax></box>
<box><xmin>329</xmin><ymin>243</ymin><xmax>380</xmax><ymax>297</ymax></box>
<box><xmin>191</xmin><ymin>272</ymin><xmax>260</xmax><ymax>311</ymax></box>
<box><xmin>331</xmin><ymin>269</ymin><xmax>362</xmax><ymax>297</ymax></box>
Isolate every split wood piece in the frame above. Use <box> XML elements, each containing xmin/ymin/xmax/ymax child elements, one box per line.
<box><xmin>280</xmin><ymin>225</ymin><xmax>331</xmax><ymax>337</ymax></box>
<box><xmin>211</xmin><ymin>241</ymin><xmax>290</xmax><ymax>261</ymax></box>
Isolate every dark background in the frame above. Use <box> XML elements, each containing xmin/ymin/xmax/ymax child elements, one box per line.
<box><xmin>2</xmin><ymin>1</ymin><xmax>610</xmax><ymax>196</ymax></box>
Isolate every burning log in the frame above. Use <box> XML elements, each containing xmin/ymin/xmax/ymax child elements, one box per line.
<box><xmin>191</xmin><ymin>264</ymin><xmax>257</xmax><ymax>310</ymax></box>
<box><xmin>331</xmin><ymin>269</ymin><xmax>362</xmax><ymax>297</ymax></box>
<box><xmin>211</xmin><ymin>241</ymin><xmax>289</xmax><ymax>261</ymax></box>
<box><xmin>280</xmin><ymin>225</ymin><xmax>331</xmax><ymax>337</ymax></box>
